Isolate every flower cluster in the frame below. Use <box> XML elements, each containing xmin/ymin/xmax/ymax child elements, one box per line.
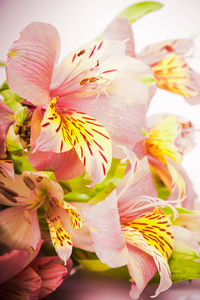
<box><xmin>1</xmin><ymin>2</ymin><xmax>200</xmax><ymax>299</ymax></box>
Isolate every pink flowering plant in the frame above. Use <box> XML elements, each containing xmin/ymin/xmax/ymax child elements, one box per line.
<box><xmin>1</xmin><ymin>1</ymin><xmax>200</xmax><ymax>299</ymax></box>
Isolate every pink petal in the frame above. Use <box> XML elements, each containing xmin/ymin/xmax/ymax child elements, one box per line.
<box><xmin>168</xmin><ymin>161</ymin><xmax>198</xmax><ymax>209</ymax></box>
<box><xmin>29</xmin><ymin>148</ymin><xmax>85</xmax><ymax>181</ymax></box>
<box><xmin>172</xmin><ymin>225</ymin><xmax>200</xmax><ymax>253</ymax></box>
<box><xmin>58</xmin><ymin>78</ymin><xmax>148</xmax><ymax>153</ymax></box>
<box><xmin>31</xmin><ymin>256</ymin><xmax>72</xmax><ymax>298</ymax></box>
<box><xmin>117</xmin><ymin>157</ymin><xmax>157</xmax><ymax>221</ymax></box>
<box><xmin>0</xmin><ymin>206</ymin><xmax>41</xmax><ymax>251</ymax></box>
<box><xmin>138</xmin><ymin>38</ymin><xmax>193</xmax><ymax>66</ymax></box>
<box><xmin>50</xmin><ymin>39</ymin><xmax>126</xmax><ymax>97</ymax></box>
<box><xmin>0</xmin><ymin>170</ymin><xmax>33</xmax><ymax>206</ymax></box>
<box><xmin>6</xmin><ymin>22</ymin><xmax>60</xmax><ymax>106</ymax></box>
<box><xmin>85</xmin><ymin>191</ymin><xmax>128</xmax><ymax>267</ymax></box>
<box><xmin>0</xmin><ymin>266</ymin><xmax>42</xmax><ymax>300</ymax></box>
<box><xmin>0</xmin><ymin>249</ymin><xmax>29</xmax><ymax>284</ymax></box>
<box><xmin>102</xmin><ymin>17</ymin><xmax>135</xmax><ymax>57</ymax></box>
<box><xmin>123</xmin><ymin>228</ymin><xmax>172</xmax><ymax>299</ymax></box>
<box><xmin>60</xmin><ymin>203</ymin><xmax>93</xmax><ymax>252</ymax></box>
<box><xmin>0</xmin><ymin>159</ymin><xmax>14</xmax><ymax>179</ymax></box>
<box><xmin>127</xmin><ymin>244</ymin><xmax>157</xmax><ymax>300</ymax></box>
<box><xmin>0</xmin><ymin>101</ymin><xmax>14</xmax><ymax>158</ymax></box>
<box><xmin>0</xmin><ymin>239</ymin><xmax>42</xmax><ymax>284</ymax></box>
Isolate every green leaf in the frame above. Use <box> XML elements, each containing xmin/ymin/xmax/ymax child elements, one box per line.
<box><xmin>73</xmin><ymin>249</ymin><xmax>110</xmax><ymax>272</ymax></box>
<box><xmin>0</xmin><ymin>88</ymin><xmax>22</xmax><ymax>113</ymax></box>
<box><xmin>103</xmin><ymin>265</ymin><xmax>130</xmax><ymax>280</ymax></box>
<box><xmin>0</xmin><ymin>81</ymin><xmax>9</xmax><ymax>92</ymax></box>
<box><xmin>150</xmin><ymin>249</ymin><xmax>200</xmax><ymax>284</ymax></box>
<box><xmin>119</xmin><ymin>1</ymin><xmax>163</xmax><ymax>23</ymax></box>
<box><xmin>63</xmin><ymin>158</ymin><xmax>128</xmax><ymax>203</ymax></box>
<box><xmin>11</xmin><ymin>154</ymin><xmax>35</xmax><ymax>174</ymax></box>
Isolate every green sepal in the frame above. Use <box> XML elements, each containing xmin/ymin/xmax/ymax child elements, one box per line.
<box><xmin>73</xmin><ymin>249</ymin><xmax>110</xmax><ymax>272</ymax></box>
<box><xmin>0</xmin><ymin>87</ymin><xmax>22</xmax><ymax>113</ymax></box>
<box><xmin>11</xmin><ymin>154</ymin><xmax>35</xmax><ymax>174</ymax></box>
<box><xmin>15</xmin><ymin>106</ymin><xmax>32</xmax><ymax>124</ymax></box>
<box><xmin>150</xmin><ymin>249</ymin><xmax>200</xmax><ymax>284</ymax></box>
<box><xmin>119</xmin><ymin>1</ymin><xmax>163</xmax><ymax>23</ymax></box>
<box><xmin>162</xmin><ymin>206</ymin><xmax>196</xmax><ymax>217</ymax></box>
<box><xmin>6</xmin><ymin>125</ymin><xmax>24</xmax><ymax>156</ymax></box>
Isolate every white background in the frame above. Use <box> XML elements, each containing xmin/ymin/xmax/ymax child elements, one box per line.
<box><xmin>0</xmin><ymin>0</ymin><xmax>200</xmax><ymax>201</ymax></box>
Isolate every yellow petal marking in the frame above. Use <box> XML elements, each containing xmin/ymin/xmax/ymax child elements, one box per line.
<box><xmin>40</xmin><ymin>97</ymin><xmax>112</xmax><ymax>181</ymax></box>
<box><xmin>152</xmin><ymin>54</ymin><xmax>197</xmax><ymax>98</ymax></box>
<box><xmin>46</xmin><ymin>213</ymin><xmax>72</xmax><ymax>249</ymax></box>
<box><xmin>144</xmin><ymin>116</ymin><xmax>182</xmax><ymax>164</ymax></box>
<box><xmin>122</xmin><ymin>209</ymin><xmax>174</xmax><ymax>261</ymax></box>
<box><xmin>50</xmin><ymin>197</ymin><xmax>83</xmax><ymax>229</ymax></box>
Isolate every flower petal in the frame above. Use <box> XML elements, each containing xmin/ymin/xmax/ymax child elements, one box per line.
<box><xmin>31</xmin><ymin>256</ymin><xmax>71</xmax><ymax>298</ymax></box>
<box><xmin>145</xmin><ymin>115</ymin><xmax>183</xmax><ymax>164</ymax></box>
<box><xmin>0</xmin><ymin>250</ymin><xmax>29</xmax><ymax>284</ymax></box>
<box><xmin>0</xmin><ymin>266</ymin><xmax>42</xmax><ymax>300</ymax></box>
<box><xmin>0</xmin><ymin>101</ymin><xmax>14</xmax><ymax>158</ymax></box>
<box><xmin>50</xmin><ymin>39</ymin><xmax>126</xmax><ymax>97</ymax></box>
<box><xmin>0</xmin><ymin>159</ymin><xmax>14</xmax><ymax>179</ymax></box>
<box><xmin>60</xmin><ymin>202</ymin><xmax>93</xmax><ymax>252</ymax></box>
<box><xmin>6</xmin><ymin>22</ymin><xmax>60</xmax><ymax>106</ymax></box>
<box><xmin>0</xmin><ymin>206</ymin><xmax>40</xmax><ymax>251</ymax></box>
<box><xmin>127</xmin><ymin>244</ymin><xmax>157</xmax><ymax>299</ymax></box>
<box><xmin>29</xmin><ymin>107</ymin><xmax>85</xmax><ymax>180</ymax></box>
<box><xmin>152</xmin><ymin>54</ymin><xmax>199</xmax><ymax>98</ymax></box>
<box><xmin>58</xmin><ymin>55</ymin><xmax>153</xmax><ymax>153</ymax></box>
<box><xmin>138</xmin><ymin>38</ymin><xmax>193</xmax><ymax>65</ymax></box>
<box><xmin>0</xmin><ymin>239</ymin><xmax>42</xmax><ymax>284</ymax></box>
<box><xmin>117</xmin><ymin>157</ymin><xmax>157</xmax><ymax>220</ymax></box>
<box><xmin>85</xmin><ymin>191</ymin><xmax>128</xmax><ymax>267</ymax></box>
<box><xmin>0</xmin><ymin>170</ymin><xmax>32</xmax><ymax>206</ymax></box>
<box><xmin>35</xmin><ymin>97</ymin><xmax>112</xmax><ymax>184</ymax></box>
<box><xmin>46</xmin><ymin>213</ymin><xmax>73</xmax><ymax>265</ymax></box>
<box><xmin>122</xmin><ymin>220</ymin><xmax>172</xmax><ymax>298</ymax></box>
<box><xmin>102</xmin><ymin>17</ymin><xmax>135</xmax><ymax>57</ymax></box>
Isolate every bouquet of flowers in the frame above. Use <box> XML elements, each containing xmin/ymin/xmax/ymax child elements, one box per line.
<box><xmin>1</xmin><ymin>1</ymin><xmax>200</xmax><ymax>299</ymax></box>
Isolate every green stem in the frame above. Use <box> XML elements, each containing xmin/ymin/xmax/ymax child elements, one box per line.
<box><xmin>0</xmin><ymin>62</ymin><xmax>6</xmax><ymax>67</ymax></box>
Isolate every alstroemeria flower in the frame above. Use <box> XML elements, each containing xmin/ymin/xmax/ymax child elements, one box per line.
<box><xmin>6</xmin><ymin>22</ymin><xmax>153</xmax><ymax>185</ymax></box>
<box><xmin>0</xmin><ymin>168</ymin><xmax>92</xmax><ymax>264</ymax></box>
<box><xmin>85</xmin><ymin>158</ymin><xmax>175</xmax><ymax>299</ymax></box>
<box><xmin>133</xmin><ymin>114</ymin><xmax>197</xmax><ymax>207</ymax></box>
<box><xmin>0</xmin><ymin>256</ymin><xmax>72</xmax><ymax>299</ymax></box>
<box><xmin>103</xmin><ymin>17</ymin><xmax>200</xmax><ymax>104</ymax></box>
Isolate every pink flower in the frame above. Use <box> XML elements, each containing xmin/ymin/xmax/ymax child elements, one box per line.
<box><xmin>0</xmin><ymin>167</ymin><xmax>92</xmax><ymax>264</ymax></box>
<box><xmin>133</xmin><ymin>114</ymin><xmax>197</xmax><ymax>208</ymax></box>
<box><xmin>84</xmin><ymin>157</ymin><xmax>175</xmax><ymax>299</ymax></box>
<box><xmin>103</xmin><ymin>17</ymin><xmax>200</xmax><ymax>104</ymax></box>
<box><xmin>6</xmin><ymin>22</ymin><xmax>152</xmax><ymax>185</ymax></box>
<box><xmin>0</xmin><ymin>255</ymin><xmax>72</xmax><ymax>299</ymax></box>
